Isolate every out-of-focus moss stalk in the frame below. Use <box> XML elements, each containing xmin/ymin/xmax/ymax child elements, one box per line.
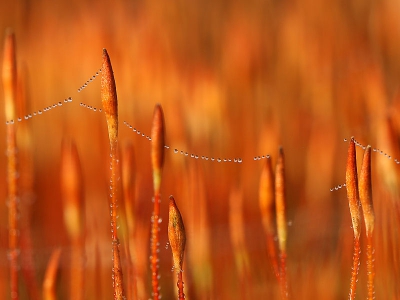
<box><xmin>229</xmin><ymin>188</ymin><xmax>251</xmax><ymax>299</ymax></box>
<box><xmin>121</xmin><ymin>142</ymin><xmax>138</xmax><ymax>300</ymax></box>
<box><xmin>150</xmin><ymin>104</ymin><xmax>165</xmax><ymax>300</ymax></box>
<box><xmin>17</xmin><ymin>63</ymin><xmax>39</xmax><ymax>300</ymax></box>
<box><xmin>42</xmin><ymin>248</ymin><xmax>62</xmax><ymax>300</ymax></box>
<box><xmin>101</xmin><ymin>48</ymin><xmax>125</xmax><ymax>300</ymax></box>
<box><xmin>2</xmin><ymin>29</ymin><xmax>20</xmax><ymax>300</ymax></box>
<box><xmin>275</xmin><ymin>147</ymin><xmax>289</xmax><ymax>300</ymax></box>
<box><xmin>259</xmin><ymin>156</ymin><xmax>279</xmax><ymax>280</ymax></box>
<box><xmin>60</xmin><ymin>139</ymin><xmax>85</xmax><ymax>300</ymax></box>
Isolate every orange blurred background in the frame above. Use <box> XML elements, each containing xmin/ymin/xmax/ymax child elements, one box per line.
<box><xmin>1</xmin><ymin>0</ymin><xmax>400</xmax><ymax>299</ymax></box>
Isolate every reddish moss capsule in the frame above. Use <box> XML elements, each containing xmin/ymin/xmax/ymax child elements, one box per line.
<box><xmin>168</xmin><ymin>196</ymin><xmax>186</xmax><ymax>273</ymax></box>
<box><xmin>101</xmin><ymin>49</ymin><xmax>118</xmax><ymax>145</ymax></box>
<box><xmin>345</xmin><ymin>137</ymin><xmax>361</xmax><ymax>239</ymax></box>
<box><xmin>151</xmin><ymin>104</ymin><xmax>165</xmax><ymax>194</ymax></box>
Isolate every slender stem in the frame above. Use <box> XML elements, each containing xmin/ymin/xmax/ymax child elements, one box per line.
<box><xmin>267</xmin><ymin>233</ymin><xmax>280</xmax><ymax>280</ymax></box>
<box><xmin>110</xmin><ymin>142</ymin><xmax>120</xmax><ymax>241</ymax></box>
<box><xmin>177</xmin><ymin>271</ymin><xmax>185</xmax><ymax>300</ymax></box>
<box><xmin>349</xmin><ymin>237</ymin><xmax>361</xmax><ymax>300</ymax></box>
<box><xmin>279</xmin><ymin>251</ymin><xmax>288</xmax><ymax>300</ymax></box>
<box><xmin>151</xmin><ymin>192</ymin><xmax>161</xmax><ymax>299</ymax></box>
<box><xmin>110</xmin><ymin>142</ymin><xmax>125</xmax><ymax>300</ymax></box>
<box><xmin>366</xmin><ymin>235</ymin><xmax>375</xmax><ymax>300</ymax></box>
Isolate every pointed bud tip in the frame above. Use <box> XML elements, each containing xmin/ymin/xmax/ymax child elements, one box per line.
<box><xmin>151</xmin><ymin>104</ymin><xmax>165</xmax><ymax>192</ymax></box>
<box><xmin>100</xmin><ymin>48</ymin><xmax>118</xmax><ymax>144</ymax></box>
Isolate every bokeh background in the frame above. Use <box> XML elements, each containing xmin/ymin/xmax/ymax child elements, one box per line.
<box><xmin>1</xmin><ymin>0</ymin><xmax>400</xmax><ymax>299</ymax></box>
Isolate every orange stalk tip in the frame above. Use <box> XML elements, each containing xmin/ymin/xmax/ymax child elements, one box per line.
<box><xmin>168</xmin><ymin>196</ymin><xmax>186</xmax><ymax>273</ymax></box>
<box><xmin>345</xmin><ymin>137</ymin><xmax>361</xmax><ymax>239</ymax></box>
<box><xmin>151</xmin><ymin>104</ymin><xmax>165</xmax><ymax>193</ymax></box>
<box><xmin>2</xmin><ymin>29</ymin><xmax>17</xmax><ymax>121</ymax></box>
<box><xmin>359</xmin><ymin>145</ymin><xmax>375</xmax><ymax>237</ymax></box>
<box><xmin>101</xmin><ymin>48</ymin><xmax>118</xmax><ymax>144</ymax></box>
